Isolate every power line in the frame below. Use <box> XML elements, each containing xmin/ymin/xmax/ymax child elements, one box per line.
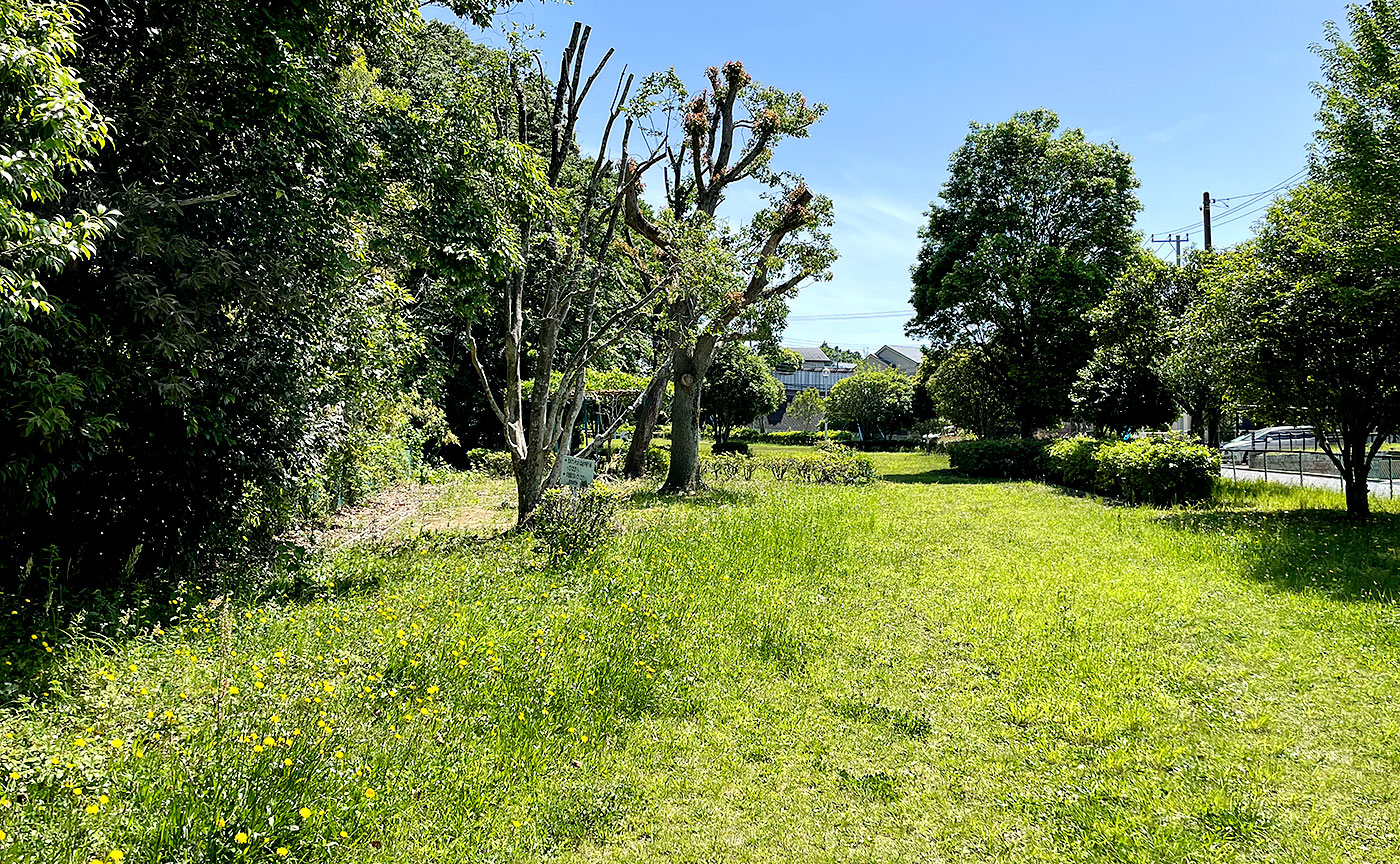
<box><xmin>1150</xmin><ymin>168</ymin><xmax>1307</xmax><ymax>237</ymax></box>
<box><xmin>786</xmin><ymin>310</ymin><xmax>912</xmax><ymax>321</ymax></box>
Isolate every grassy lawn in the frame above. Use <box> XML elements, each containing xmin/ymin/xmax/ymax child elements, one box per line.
<box><xmin>6</xmin><ymin>453</ymin><xmax>1400</xmax><ymax>862</ymax></box>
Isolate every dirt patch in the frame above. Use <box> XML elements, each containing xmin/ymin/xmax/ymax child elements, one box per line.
<box><xmin>303</xmin><ymin>475</ymin><xmax>517</xmax><ymax>548</ymax></box>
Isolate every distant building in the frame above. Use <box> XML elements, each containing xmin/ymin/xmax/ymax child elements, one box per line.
<box><xmin>791</xmin><ymin>346</ymin><xmax>833</xmax><ymax>371</ymax></box>
<box><xmin>863</xmin><ymin>344</ymin><xmax>924</xmax><ymax>375</ymax></box>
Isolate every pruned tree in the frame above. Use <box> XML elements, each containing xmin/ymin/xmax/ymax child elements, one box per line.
<box><xmin>620</xmin><ymin>61</ymin><xmax>836</xmax><ymax>491</ymax></box>
<box><xmin>826</xmin><ymin>366</ymin><xmax>914</xmax><ymax>439</ymax></box>
<box><xmin>464</xmin><ymin>23</ymin><xmax>668</xmax><ymax>525</ymax></box>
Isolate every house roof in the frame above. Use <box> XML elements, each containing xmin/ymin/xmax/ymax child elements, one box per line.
<box><xmin>876</xmin><ymin>345</ymin><xmax>924</xmax><ymax>365</ymax></box>
<box><xmin>788</xmin><ymin>346</ymin><xmax>831</xmax><ymax>363</ymax></box>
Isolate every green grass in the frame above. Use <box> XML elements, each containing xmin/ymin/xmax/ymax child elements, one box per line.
<box><xmin>6</xmin><ymin>455</ymin><xmax>1400</xmax><ymax>861</ymax></box>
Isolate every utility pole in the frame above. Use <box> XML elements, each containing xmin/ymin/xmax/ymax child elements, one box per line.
<box><xmin>1150</xmin><ymin>233</ymin><xmax>1189</xmax><ymax>266</ymax></box>
<box><xmin>1202</xmin><ymin>191</ymin><xmax>1213</xmax><ymax>251</ymax></box>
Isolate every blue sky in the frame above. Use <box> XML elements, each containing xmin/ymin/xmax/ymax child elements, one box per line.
<box><xmin>431</xmin><ymin>1</ymin><xmax>1351</xmax><ymax>353</ymax></box>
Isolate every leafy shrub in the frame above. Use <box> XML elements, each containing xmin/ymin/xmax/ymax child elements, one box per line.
<box><xmin>463</xmin><ymin>448</ymin><xmax>513</xmax><ymax>476</ymax></box>
<box><xmin>1092</xmin><ymin>437</ymin><xmax>1217</xmax><ymax>505</ymax></box>
<box><xmin>1045</xmin><ymin>436</ymin><xmax>1100</xmax><ymax>489</ymax></box>
<box><xmin>699</xmin><ymin>445</ymin><xmax>874</xmax><ymax>486</ymax></box>
<box><xmin>744</xmin><ymin>429</ymin><xmax>856</xmax><ymax>445</ymax></box>
<box><xmin>712</xmin><ymin>440</ymin><xmax>751</xmax><ymax>456</ymax></box>
<box><xmin>530</xmin><ymin>485</ymin><xmax>620</xmax><ymax>560</ymax></box>
<box><xmin>733</xmin><ymin>428</ymin><xmax>761</xmax><ymax>441</ymax></box>
<box><xmin>645</xmin><ymin>445</ymin><xmax>670</xmax><ymax>477</ymax></box>
<box><xmin>946</xmin><ymin>439</ymin><xmax>1047</xmax><ymax>479</ymax></box>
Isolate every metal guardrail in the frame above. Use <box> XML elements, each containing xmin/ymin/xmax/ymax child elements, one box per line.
<box><xmin>1222</xmin><ymin>447</ymin><xmax>1400</xmax><ymax>497</ymax></box>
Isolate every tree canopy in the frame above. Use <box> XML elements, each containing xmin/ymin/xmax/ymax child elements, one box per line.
<box><xmin>826</xmin><ymin>366</ymin><xmax>914</xmax><ymax>438</ymax></box>
<box><xmin>701</xmin><ymin>342</ymin><xmax>783</xmax><ymax>444</ymax></box>
<box><xmin>908</xmin><ymin>109</ymin><xmax>1140</xmax><ymax>437</ymax></box>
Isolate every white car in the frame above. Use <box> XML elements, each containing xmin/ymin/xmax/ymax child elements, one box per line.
<box><xmin>1220</xmin><ymin>426</ymin><xmax>1317</xmax><ymax>463</ymax></box>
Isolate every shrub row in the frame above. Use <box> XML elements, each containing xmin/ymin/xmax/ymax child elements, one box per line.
<box><xmin>946</xmin><ymin>438</ymin><xmax>1048</xmax><ymax>479</ymax></box>
<box><xmin>700</xmin><ymin>445</ymin><xmax>876</xmax><ymax>485</ymax></box>
<box><xmin>732</xmin><ymin>429</ymin><xmax>856</xmax><ymax>445</ymax></box>
<box><xmin>950</xmin><ymin>436</ymin><xmax>1219</xmax><ymax>506</ymax></box>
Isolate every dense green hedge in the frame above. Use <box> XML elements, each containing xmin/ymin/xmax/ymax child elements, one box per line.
<box><xmin>732</xmin><ymin>429</ymin><xmax>856</xmax><ymax>445</ymax></box>
<box><xmin>946</xmin><ymin>439</ymin><xmax>1048</xmax><ymax>479</ymax></box>
<box><xmin>1089</xmin><ymin>438</ymin><xmax>1218</xmax><ymax>505</ymax></box>
<box><xmin>954</xmin><ymin>436</ymin><xmax>1219</xmax><ymax>506</ymax></box>
<box><xmin>700</xmin><ymin>445</ymin><xmax>876</xmax><ymax>485</ymax></box>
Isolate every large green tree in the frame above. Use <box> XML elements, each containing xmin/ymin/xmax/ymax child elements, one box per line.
<box><xmin>826</xmin><ymin>365</ymin><xmax>914</xmax><ymax>439</ymax></box>
<box><xmin>2</xmin><ymin>0</ymin><xmax>504</xmax><ymax>592</ymax></box>
<box><xmin>701</xmin><ymin>342</ymin><xmax>782</xmax><ymax>444</ymax></box>
<box><xmin>1223</xmin><ymin>1</ymin><xmax>1400</xmax><ymax>520</ymax></box>
<box><xmin>908</xmin><ymin>109</ymin><xmax>1140</xmax><ymax>437</ymax></box>
<box><xmin>1071</xmin><ymin>252</ymin><xmax>1181</xmax><ymax>434</ymax></box>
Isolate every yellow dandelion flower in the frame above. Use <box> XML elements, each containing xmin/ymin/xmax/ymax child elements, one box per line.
<box><xmin>228</xmin><ymin>687</ymin><xmax>240</xmax><ymax>695</ymax></box>
<box><xmin>85</xmin><ymin>804</ymin><xmax>100</xmax><ymax>814</ymax></box>
<box><xmin>276</xmin><ymin>848</ymin><xmax>289</xmax><ymax>857</ymax></box>
<box><xmin>217</xmin><ymin>818</ymin><xmax>226</xmax><ymax>828</ymax></box>
<box><xmin>299</xmin><ymin>807</ymin><xmax>311</xmax><ymax>820</ymax></box>
<box><xmin>235</xmin><ymin>832</ymin><xmax>249</xmax><ymax>844</ymax></box>
<box><xmin>283</xmin><ymin>758</ymin><xmax>292</xmax><ymax>767</ymax></box>
<box><xmin>363</xmin><ymin>788</ymin><xmax>376</xmax><ymax>799</ymax></box>
<box><xmin>263</xmin><ymin>737</ymin><xmax>276</xmax><ymax>747</ymax></box>
<box><xmin>99</xmin><ymin>796</ymin><xmax>109</xmax><ymax>804</ymax></box>
<box><xmin>108</xmin><ymin>852</ymin><xmax>124</xmax><ymax>862</ymax></box>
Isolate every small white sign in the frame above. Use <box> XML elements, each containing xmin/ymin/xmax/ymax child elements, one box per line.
<box><xmin>560</xmin><ymin>455</ymin><xmax>596</xmax><ymax>488</ymax></box>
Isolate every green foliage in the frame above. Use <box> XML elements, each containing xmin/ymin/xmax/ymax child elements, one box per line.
<box><xmin>817</xmin><ymin>341</ymin><xmax>863</xmax><ymax>365</ymax></box>
<box><xmin>909</xmin><ymin>109</ymin><xmax>1141</xmax><ymax>436</ymax></box>
<box><xmin>927</xmin><ymin>347</ymin><xmax>1013</xmax><ymax>438</ymax></box>
<box><xmin>735</xmin><ymin>429</ymin><xmax>854</xmax><ymax>446</ymax></box>
<box><xmin>0</xmin><ymin>0</ymin><xmax>117</xmax><ymax>312</ymax></box>
<box><xmin>1045</xmin><ymin>436</ymin><xmax>1101</xmax><ymax>490</ymax></box>
<box><xmin>700</xmin><ymin>445</ymin><xmax>875</xmax><ymax>486</ymax></box>
<box><xmin>0</xmin><ymin>2</ymin><xmax>519</xmax><ymax>598</ymax></box>
<box><xmin>1090</xmin><ymin>437</ymin><xmax>1218</xmax><ymax>506</ymax></box>
<box><xmin>530</xmin><ymin>485</ymin><xmax>621</xmax><ymax>561</ymax></box>
<box><xmin>946</xmin><ymin>438</ymin><xmax>1048</xmax><ymax>479</ymax></box>
<box><xmin>463</xmin><ymin>448</ymin><xmax>514</xmax><ymax>477</ymax></box>
<box><xmin>1045</xmin><ymin>435</ymin><xmax>1218</xmax><ymax>505</ymax></box>
<box><xmin>1213</xmin><ymin>2</ymin><xmax>1400</xmax><ymax>519</ymax></box>
<box><xmin>1071</xmin><ymin>252</ymin><xmax>1180</xmax><ymax>433</ymax></box>
<box><xmin>701</xmin><ymin>343</ymin><xmax>783</xmax><ymax>444</ymax></box>
<box><xmin>825</xmin><ymin>366</ymin><xmax>914</xmax><ymax>437</ymax></box>
<box><xmin>788</xmin><ymin>388</ymin><xmax>826</xmax><ymax>433</ymax></box>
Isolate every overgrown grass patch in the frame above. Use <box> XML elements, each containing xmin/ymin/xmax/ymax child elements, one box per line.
<box><xmin>5</xmin><ymin>456</ymin><xmax>1400</xmax><ymax>861</ymax></box>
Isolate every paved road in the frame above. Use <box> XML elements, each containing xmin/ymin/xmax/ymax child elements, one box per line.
<box><xmin>1220</xmin><ymin>464</ymin><xmax>1400</xmax><ymax>499</ymax></box>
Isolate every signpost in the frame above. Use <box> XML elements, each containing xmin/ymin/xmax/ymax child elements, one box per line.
<box><xmin>560</xmin><ymin>455</ymin><xmax>596</xmax><ymax>488</ymax></box>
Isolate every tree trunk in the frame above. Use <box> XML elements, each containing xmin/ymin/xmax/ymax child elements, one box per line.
<box><xmin>624</xmin><ymin>371</ymin><xmax>669</xmax><ymax>479</ymax></box>
<box><xmin>661</xmin><ymin>338</ymin><xmax>717</xmax><ymax>492</ymax></box>
<box><xmin>1205</xmin><ymin>407</ymin><xmax>1221</xmax><ymax>449</ymax></box>
<box><xmin>1344</xmin><ymin>473</ymin><xmax>1371</xmax><ymax>521</ymax></box>
<box><xmin>514</xmin><ymin>457</ymin><xmax>548</xmax><ymax>528</ymax></box>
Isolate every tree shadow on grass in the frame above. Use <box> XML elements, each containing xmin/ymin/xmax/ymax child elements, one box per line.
<box><xmin>624</xmin><ymin>485</ymin><xmax>757</xmax><ymax>511</ymax></box>
<box><xmin>1157</xmin><ymin>508</ymin><xmax>1400</xmax><ymax>603</ymax></box>
<box><xmin>881</xmin><ymin>468</ymin><xmax>1016</xmax><ymax>486</ymax></box>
